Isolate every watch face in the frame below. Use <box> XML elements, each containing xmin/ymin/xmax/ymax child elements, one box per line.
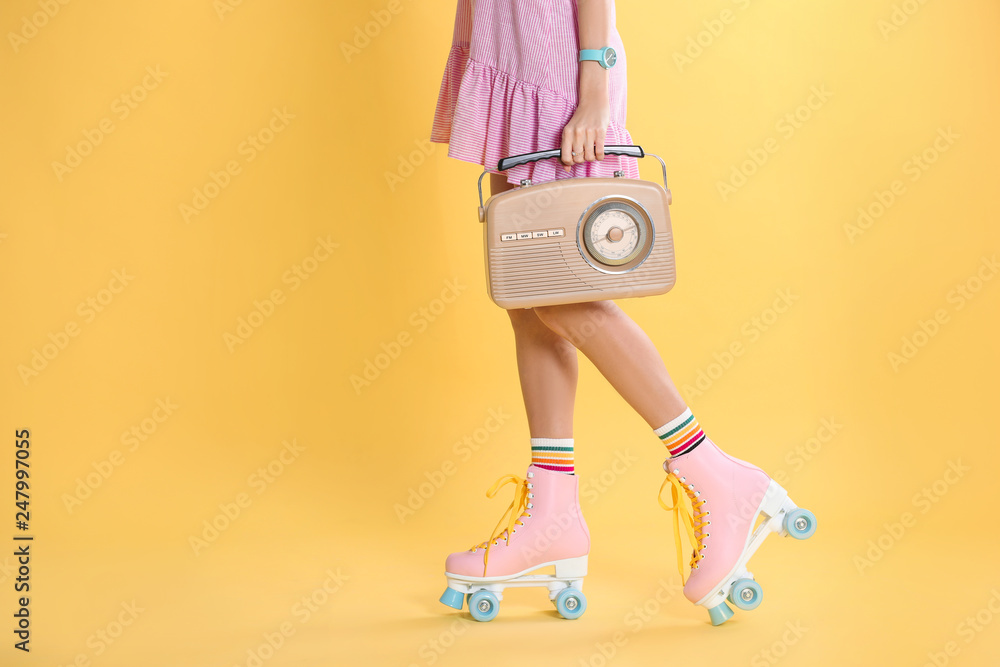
<box><xmin>604</xmin><ymin>48</ymin><xmax>617</xmax><ymax>67</ymax></box>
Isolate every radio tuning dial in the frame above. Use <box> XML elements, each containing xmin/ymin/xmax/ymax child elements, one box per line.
<box><xmin>579</xmin><ymin>197</ymin><xmax>654</xmax><ymax>272</ymax></box>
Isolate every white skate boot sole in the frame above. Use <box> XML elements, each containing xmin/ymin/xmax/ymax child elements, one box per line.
<box><xmin>440</xmin><ymin>555</ymin><xmax>588</xmax><ymax>621</ymax></box>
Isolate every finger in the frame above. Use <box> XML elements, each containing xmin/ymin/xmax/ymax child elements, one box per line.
<box><xmin>560</xmin><ymin>128</ymin><xmax>574</xmax><ymax>168</ymax></box>
<box><xmin>583</xmin><ymin>129</ymin><xmax>597</xmax><ymax>161</ymax></box>
<box><xmin>595</xmin><ymin>129</ymin><xmax>606</xmax><ymax>161</ymax></box>
<box><xmin>569</xmin><ymin>127</ymin><xmax>585</xmax><ymax>163</ymax></box>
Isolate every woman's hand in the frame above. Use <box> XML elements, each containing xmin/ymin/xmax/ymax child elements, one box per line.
<box><xmin>560</xmin><ymin>97</ymin><xmax>611</xmax><ymax>173</ymax></box>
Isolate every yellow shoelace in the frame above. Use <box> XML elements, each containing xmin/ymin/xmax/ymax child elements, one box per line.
<box><xmin>658</xmin><ymin>471</ymin><xmax>709</xmax><ymax>585</ymax></box>
<box><xmin>470</xmin><ymin>473</ymin><xmax>531</xmax><ymax>576</ymax></box>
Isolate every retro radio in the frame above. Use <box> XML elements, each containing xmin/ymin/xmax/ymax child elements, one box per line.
<box><xmin>476</xmin><ymin>145</ymin><xmax>675</xmax><ymax>309</ymax></box>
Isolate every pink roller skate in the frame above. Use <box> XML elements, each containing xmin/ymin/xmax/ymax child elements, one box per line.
<box><xmin>658</xmin><ymin>438</ymin><xmax>817</xmax><ymax>625</ymax></box>
<box><xmin>438</xmin><ymin>465</ymin><xmax>591</xmax><ymax>621</ymax></box>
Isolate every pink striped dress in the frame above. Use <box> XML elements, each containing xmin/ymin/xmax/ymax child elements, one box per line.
<box><xmin>430</xmin><ymin>0</ymin><xmax>640</xmax><ymax>188</ymax></box>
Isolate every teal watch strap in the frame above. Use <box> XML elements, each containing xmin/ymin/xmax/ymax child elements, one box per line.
<box><xmin>579</xmin><ymin>46</ymin><xmax>616</xmax><ymax>69</ymax></box>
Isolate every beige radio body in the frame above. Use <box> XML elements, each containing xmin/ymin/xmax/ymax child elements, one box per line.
<box><xmin>477</xmin><ymin>149</ymin><xmax>676</xmax><ymax>310</ymax></box>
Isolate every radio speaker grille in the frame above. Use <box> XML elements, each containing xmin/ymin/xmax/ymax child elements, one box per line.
<box><xmin>489</xmin><ymin>240</ymin><xmax>675</xmax><ymax>299</ymax></box>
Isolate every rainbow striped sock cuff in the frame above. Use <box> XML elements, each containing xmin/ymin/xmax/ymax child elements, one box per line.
<box><xmin>530</xmin><ymin>438</ymin><xmax>575</xmax><ymax>474</ymax></box>
<box><xmin>655</xmin><ymin>408</ymin><xmax>706</xmax><ymax>458</ymax></box>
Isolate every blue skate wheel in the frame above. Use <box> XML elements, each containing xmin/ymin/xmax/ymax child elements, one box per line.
<box><xmin>707</xmin><ymin>601</ymin><xmax>735</xmax><ymax>626</ymax></box>
<box><xmin>439</xmin><ymin>587</ymin><xmax>464</xmax><ymax>610</ymax></box>
<box><xmin>555</xmin><ymin>587</ymin><xmax>587</xmax><ymax>620</ymax></box>
<box><xmin>728</xmin><ymin>578</ymin><xmax>763</xmax><ymax>611</ymax></box>
<box><xmin>468</xmin><ymin>590</ymin><xmax>500</xmax><ymax>622</ymax></box>
<box><xmin>784</xmin><ymin>508</ymin><xmax>817</xmax><ymax>540</ymax></box>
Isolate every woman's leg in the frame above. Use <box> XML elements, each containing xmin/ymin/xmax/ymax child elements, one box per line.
<box><xmin>507</xmin><ymin>307</ymin><xmax>578</xmax><ymax>438</ymax></box>
<box><xmin>491</xmin><ymin>173</ymin><xmax>579</xmax><ymax>439</ymax></box>
<box><xmin>531</xmin><ymin>300</ymin><xmax>688</xmax><ymax>429</ymax></box>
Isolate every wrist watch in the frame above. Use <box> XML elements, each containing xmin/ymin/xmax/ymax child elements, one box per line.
<box><xmin>579</xmin><ymin>46</ymin><xmax>617</xmax><ymax>69</ymax></box>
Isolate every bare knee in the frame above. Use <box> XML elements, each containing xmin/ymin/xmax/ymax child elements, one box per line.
<box><xmin>533</xmin><ymin>301</ymin><xmax>616</xmax><ymax>342</ymax></box>
<box><xmin>507</xmin><ymin>307</ymin><xmax>575</xmax><ymax>353</ymax></box>
<box><xmin>506</xmin><ymin>306</ymin><xmax>537</xmax><ymax>328</ymax></box>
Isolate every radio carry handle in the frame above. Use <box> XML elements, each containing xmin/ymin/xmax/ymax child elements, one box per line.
<box><xmin>497</xmin><ymin>144</ymin><xmax>645</xmax><ymax>171</ymax></box>
<box><xmin>476</xmin><ymin>145</ymin><xmax>669</xmax><ymax>219</ymax></box>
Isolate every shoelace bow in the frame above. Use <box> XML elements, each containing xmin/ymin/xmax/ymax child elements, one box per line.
<box><xmin>658</xmin><ymin>470</ymin><xmax>709</xmax><ymax>585</ymax></box>
<box><xmin>470</xmin><ymin>473</ymin><xmax>531</xmax><ymax>576</ymax></box>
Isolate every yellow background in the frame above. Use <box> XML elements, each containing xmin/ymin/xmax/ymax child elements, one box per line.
<box><xmin>1</xmin><ymin>0</ymin><xmax>999</xmax><ymax>665</ymax></box>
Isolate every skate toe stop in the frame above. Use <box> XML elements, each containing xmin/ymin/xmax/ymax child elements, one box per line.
<box><xmin>708</xmin><ymin>601</ymin><xmax>735</xmax><ymax>626</ymax></box>
<box><xmin>439</xmin><ymin>587</ymin><xmax>465</xmax><ymax>610</ymax></box>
